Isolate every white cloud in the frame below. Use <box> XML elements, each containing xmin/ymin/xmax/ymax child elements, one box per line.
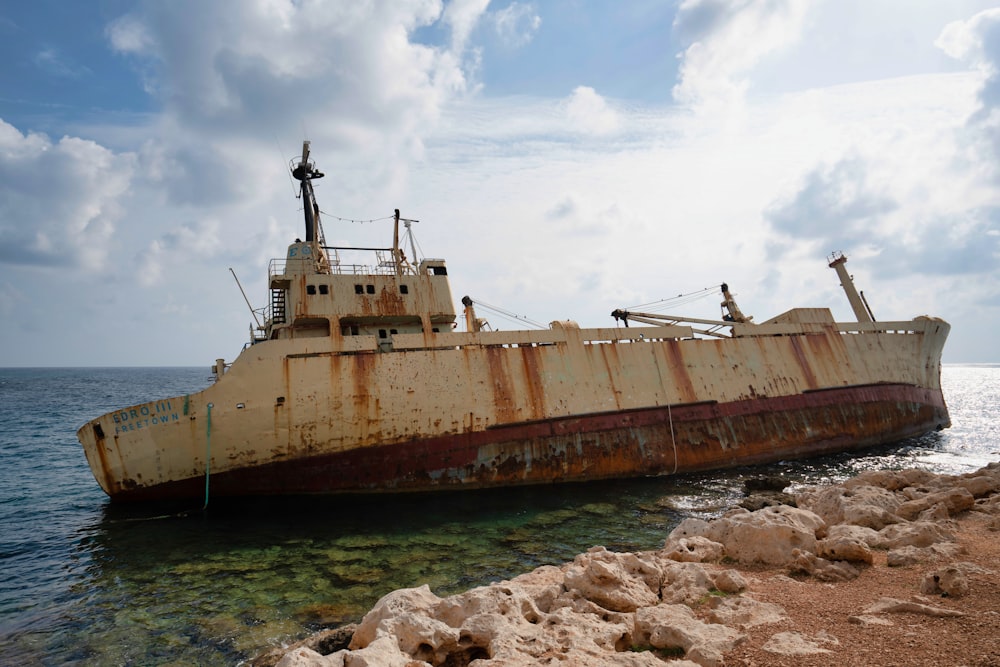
<box><xmin>565</xmin><ymin>86</ymin><xmax>620</xmax><ymax>135</ymax></box>
<box><xmin>106</xmin><ymin>14</ymin><xmax>154</xmax><ymax>54</ymax></box>
<box><xmin>936</xmin><ymin>8</ymin><xmax>1000</xmax><ymax>66</ymax></box>
<box><xmin>33</xmin><ymin>47</ymin><xmax>92</xmax><ymax>78</ymax></box>
<box><xmin>937</xmin><ymin>8</ymin><xmax>1000</xmax><ymax>169</ymax></box>
<box><xmin>492</xmin><ymin>2</ymin><xmax>541</xmax><ymax>48</ymax></box>
<box><xmin>0</xmin><ymin>120</ymin><xmax>134</xmax><ymax>272</ymax></box>
<box><xmin>672</xmin><ymin>0</ymin><xmax>810</xmax><ymax>111</ymax></box>
<box><xmin>443</xmin><ymin>0</ymin><xmax>490</xmax><ymax>52</ymax></box>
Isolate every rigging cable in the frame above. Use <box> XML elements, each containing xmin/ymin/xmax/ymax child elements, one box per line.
<box><xmin>470</xmin><ymin>299</ymin><xmax>548</xmax><ymax>330</ymax></box>
<box><xmin>319</xmin><ymin>211</ymin><xmax>396</xmax><ymax>224</ymax></box>
<box><xmin>625</xmin><ymin>285</ymin><xmax>719</xmax><ymax>313</ymax></box>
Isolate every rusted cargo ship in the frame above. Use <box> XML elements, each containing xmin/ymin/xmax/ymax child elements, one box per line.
<box><xmin>77</xmin><ymin>143</ymin><xmax>950</xmax><ymax>502</ymax></box>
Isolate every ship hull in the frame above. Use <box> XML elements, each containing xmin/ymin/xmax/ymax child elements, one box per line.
<box><xmin>78</xmin><ymin>316</ymin><xmax>951</xmax><ymax>502</ymax></box>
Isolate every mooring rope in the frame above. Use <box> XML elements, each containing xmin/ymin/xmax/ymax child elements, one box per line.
<box><xmin>668</xmin><ymin>402</ymin><xmax>678</xmax><ymax>474</ymax></box>
<box><xmin>202</xmin><ymin>403</ymin><xmax>212</xmax><ymax>510</ymax></box>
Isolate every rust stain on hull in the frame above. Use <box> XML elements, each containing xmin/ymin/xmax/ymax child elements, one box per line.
<box><xmin>107</xmin><ymin>383</ymin><xmax>948</xmax><ymax>502</ymax></box>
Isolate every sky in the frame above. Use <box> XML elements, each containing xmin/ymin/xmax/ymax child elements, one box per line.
<box><xmin>1</xmin><ymin>0</ymin><xmax>999</xmax><ymax>366</ymax></box>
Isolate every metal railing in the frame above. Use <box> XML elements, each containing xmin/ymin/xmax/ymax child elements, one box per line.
<box><xmin>269</xmin><ymin>258</ymin><xmax>414</xmax><ymax>278</ymax></box>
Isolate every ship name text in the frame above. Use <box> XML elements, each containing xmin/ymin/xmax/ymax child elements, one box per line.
<box><xmin>113</xmin><ymin>401</ymin><xmax>179</xmax><ymax>433</ymax></box>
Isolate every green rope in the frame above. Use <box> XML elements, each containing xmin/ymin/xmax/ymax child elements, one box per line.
<box><xmin>203</xmin><ymin>403</ymin><xmax>212</xmax><ymax>510</ymax></box>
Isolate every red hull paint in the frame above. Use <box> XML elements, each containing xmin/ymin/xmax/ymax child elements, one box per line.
<box><xmin>112</xmin><ymin>383</ymin><xmax>948</xmax><ymax>502</ymax></box>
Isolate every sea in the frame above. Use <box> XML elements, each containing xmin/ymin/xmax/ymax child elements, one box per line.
<box><xmin>0</xmin><ymin>365</ymin><xmax>997</xmax><ymax>666</ymax></box>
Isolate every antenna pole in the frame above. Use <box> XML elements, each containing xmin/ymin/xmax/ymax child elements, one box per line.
<box><xmin>230</xmin><ymin>268</ymin><xmax>262</xmax><ymax>328</ymax></box>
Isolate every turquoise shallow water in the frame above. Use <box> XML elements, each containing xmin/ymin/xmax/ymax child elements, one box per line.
<box><xmin>0</xmin><ymin>365</ymin><xmax>997</xmax><ymax>665</ymax></box>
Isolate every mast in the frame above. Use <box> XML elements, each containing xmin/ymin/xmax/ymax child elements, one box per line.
<box><xmin>290</xmin><ymin>141</ymin><xmax>325</xmax><ymax>244</ymax></box>
<box><xmin>828</xmin><ymin>251</ymin><xmax>874</xmax><ymax>323</ymax></box>
<box><xmin>393</xmin><ymin>209</ymin><xmax>402</xmax><ymax>276</ymax></box>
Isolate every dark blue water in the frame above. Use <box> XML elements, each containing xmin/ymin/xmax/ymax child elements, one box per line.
<box><xmin>0</xmin><ymin>365</ymin><xmax>996</xmax><ymax>665</ymax></box>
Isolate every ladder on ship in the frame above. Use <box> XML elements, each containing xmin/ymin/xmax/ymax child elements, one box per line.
<box><xmin>271</xmin><ymin>289</ymin><xmax>286</xmax><ymax>324</ymax></box>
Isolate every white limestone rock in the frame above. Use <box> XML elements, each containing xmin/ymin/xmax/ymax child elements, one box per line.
<box><xmin>705</xmin><ymin>596</ymin><xmax>787</xmax><ymax>629</ymax></box>
<box><xmin>919</xmin><ymin>562</ymin><xmax>993</xmax><ymax>598</ymax></box>
<box><xmin>562</xmin><ymin>547</ymin><xmax>661</xmax><ymax>612</ymax></box>
<box><xmin>344</xmin><ymin>635</ymin><xmax>427</xmax><ymax>667</ymax></box>
<box><xmin>275</xmin><ymin>647</ymin><xmax>343</xmax><ymax>667</ymax></box>
<box><xmin>847</xmin><ymin>614</ymin><xmax>894</xmax><ymax>627</ymax></box>
<box><xmin>796</xmin><ymin>483</ymin><xmax>901</xmax><ymax>530</ymax></box>
<box><xmin>864</xmin><ymin>596</ymin><xmax>965</xmax><ymax>617</ymax></box>
<box><xmin>348</xmin><ymin>585</ymin><xmax>459</xmax><ymax>665</ymax></box>
<box><xmin>895</xmin><ymin>487</ymin><xmax>975</xmax><ymax>520</ymax></box>
<box><xmin>842</xmin><ymin>468</ymin><xmax>937</xmax><ymax>492</ymax></box>
<box><xmin>658</xmin><ymin>561</ymin><xmax>716</xmax><ymax>605</ymax></box>
<box><xmin>634</xmin><ymin>604</ymin><xmax>744</xmax><ymax>667</ymax></box>
<box><xmin>662</xmin><ymin>535</ymin><xmax>725</xmax><ymax>563</ymax></box>
<box><xmin>667</xmin><ymin>506</ymin><xmax>826</xmax><ymax>566</ymax></box>
<box><xmin>876</xmin><ymin>520</ymin><xmax>955</xmax><ymax>549</ymax></box>
<box><xmin>825</xmin><ymin>523</ymin><xmax>880</xmax><ymax>545</ymax></box>
<box><xmin>708</xmin><ymin>568</ymin><xmax>748</xmax><ymax>594</ymax></box>
<box><xmin>956</xmin><ymin>473</ymin><xmax>1000</xmax><ymax>498</ymax></box>
<box><xmin>762</xmin><ymin>631</ymin><xmax>836</xmax><ymax>656</ymax></box>
<box><xmin>920</xmin><ymin>565</ymin><xmax>970</xmax><ymax>598</ymax></box>
<box><xmin>502</xmin><ymin>565</ymin><xmax>565</xmax><ymax>613</ymax></box>
<box><xmin>789</xmin><ymin>549</ymin><xmax>861</xmax><ymax>582</ymax></box>
<box><xmin>349</xmin><ymin>585</ymin><xmax>442</xmax><ymax>650</ymax></box>
<box><xmin>816</xmin><ymin>535</ymin><xmax>874</xmax><ymax>564</ymax></box>
<box><xmin>436</xmin><ymin>582</ymin><xmax>547</xmax><ymax>630</ymax></box>
<box><xmin>886</xmin><ymin>542</ymin><xmax>966</xmax><ymax>567</ymax></box>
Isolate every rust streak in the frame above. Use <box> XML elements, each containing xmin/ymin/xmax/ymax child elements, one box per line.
<box><xmin>664</xmin><ymin>340</ymin><xmax>698</xmax><ymax>403</ymax></box>
<box><xmin>788</xmin><ymin>336</ymin><xmax>819</xmax><ymax>389</ymax></box>
<box><xmin>485</xmin><ymin>347</ymin><xmax>517</xmax><ymax>423</ymax></box>
<box><xmin>519</xmin><ymin>345</ymin><xmax>547</xmax><ymax>420</ymax></box>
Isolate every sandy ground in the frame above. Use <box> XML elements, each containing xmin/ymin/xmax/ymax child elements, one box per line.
<box><xmin>713</xmin><ymin>510</ymin><xmax>1000</xmax><ymax>667</ymax></box>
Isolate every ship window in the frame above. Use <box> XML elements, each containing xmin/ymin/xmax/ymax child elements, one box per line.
<box><xmin>390</xmin><ymin>329</ymin><xmax>398</xmax><ymax>335</ymax></box>
<box><xmin>354</xmin><ymin>284</ymin><xmax>363</xmax><ymax>294</ymax></box>
<box><xmin>366</xmin><ymin>284</ymin><xmax>375</xmax><ymax>294</ymax></box>
<box><xmin>307</xmin><ymin>285</ymin><xmax>316</xmax><ymax>295</ymax></box>
<box><xmin>432</xmin><ymin>327</ymin><xmax>440</xmax><ymax>333</ymax></box>
<box><xmin>432</xmin><ymin>266</ymin><xmax>447</xmax><ymax>276</ymax></box>
<box><xmin>400</xmin><ymin>284</ymin><xmax>409</xmax><ymax>294</ymax></box>
<box><xmin>351</xmin><ymin>325</ymin><xmax>359</xmax><ymax>336</ymax></box>
<box><xmin>378</xmin><ymin>329</ymin><xmax>387</xmax><ymax>338</ymax></box>
<box><xmin>319</xmin><ymin>285</ymin><xmax>329</xmax><ymax>295</ymax></box>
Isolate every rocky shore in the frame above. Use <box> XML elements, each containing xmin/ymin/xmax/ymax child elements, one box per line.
<box><xmin>255</xmin><ymin>462</ymin><xmax>1000</xmax><ymax>666</ymax></box>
